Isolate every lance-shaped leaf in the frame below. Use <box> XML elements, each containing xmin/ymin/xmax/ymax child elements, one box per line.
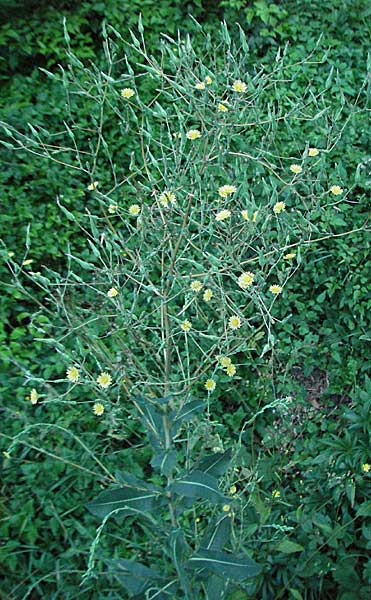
<box><xmin>194</xmin><ymin>449</ymin><xmax>233</xmax><ymax>477</ymax></box>
<box><xmin>134</xmin><ymin>397</ymin><xmax>166</xmax><ymax>448</ymax></box>
<box><xmin>200</xmin><ymin>515</ymin><xmax>231</xmax><ymax>551</ymax></box>
<box><xmin>170</xmin><ymin>470</ymin><xmax>228</xmax><ymax>504</ymax></box>
<box><xmin>86</xmin><ymin>485</ymin><xmax>159</xmax><ymax>520</ymax></box>
<box><xmin>107</xmin><ymin>559</ymin><xmax>164</xmax><ymax>596</ymax></box>
<box><xmin>170</xmin><ymin>399</ymin><xmax>205</xmax><ymax>436</ymax></box>
<box><xmin>151</xmin><ymin>449</ymin><xmax>178</xmax><ymax>476</ymax></box>
<box><xmin>186</xmin><ymin>548</ymin><xmax>261</xmax><ymax>581</ymax></box>
<box><xmin>169</xmin><ymin>529</ymin><xmax>193</xmax><ymax>599</ymax></box>
<box><xmin>204</xmin><ymin>574</ymin><xmax>231</xmax><ymax>600</ymax></box>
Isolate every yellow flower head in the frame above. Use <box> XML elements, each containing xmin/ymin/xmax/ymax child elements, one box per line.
<box><xmin>273</xmin><ymin>201</ymin><xmax>286</xmax><ymax>214</ymax></box>
<box><xmin>195</xmin><ymin>81</ymin><xmax>206</xmax><ymax>90</ymax></box>
<box><xmin>216</xmin><ymin>209</ymin><xmax>231</xmax><ymax>222</ymax></box>
<box><xmin>228</xmin><ymin>315</ymin><xmax>241</xmax><ymax>330</ymax></box>
<box><xmin>96</xmin><ymin>372</ymin><xmax>112</xmax><ymax>388</ymax></box>
<box><xmin>128</xmin><ymin>204</ymin><xmax>141</xmax><ymax>216</ymax></box>
<box><xmin>290</xmin><ymin>164</ymin><xmax>302</xmax><ymax>175</ymax></box>
<box><xmin>218</xmin><ymin>356</ymin><xmax>232</xmax><ymax>368</ymax></box>
<box><xmin>22</xmin><ymin>259</ymin><xmax>33</xmax><ymax>266</ymax></box>
<box><xmin>66</xmin><ymin>366</ymin><xmax>79</xmax><ymax>382</ymax></box>
<box><xmin>190</xmin><ymin>280</ymin><xmax>203</xmax><ymax>293</ymax></box>
<box><xmin>121</xmin><ymin>88</ymin><xmax>135</xmax><ymax>99</ymax></box>
<box><xmin>218</xmin><ymin>184</ymin><xmax>237</xmax><ymax>198</ymax></box>
<box><xmin>238</xmin><ymin>271</ymin><xmax>255</xmax><ymax>289</ymax></box>
<box><xmin>107</xmin><ymin>287</ymin><xmax>119</xmax><ymax>298</ymax></box>
<box><xmin>269</xmin><ymin>284</ymin><xmax>283</xmax><ymax>295</ymax></box>
<box><xmin>8</xmin><ymin>251</ymin><xmax>15</xmax><ymax>258</ymax></box>
<box><xmin>159</xmin><ymin>190</ymin><xmax>176</xmax><ymax>207</ymax></box>
<box><xmin>205</xmin><ymin>75</ymin><xmax>212</xmax><ymax>85</ymax></box>
<box><xmin>205</xmin><ymin>378</ymin><xmax>216</xmax><ymax>392</ymax></box>
<box><xmin>232</xmin><ymin>79</ymin><xmax>247</xmax><ymax>93</ymax></box>
<box><xmin>241</xmin><ymin>210</ymin><xmax>249</xmax><ymax>221</ymax></box>
<box><xmin>217</xmin><ymin>103</ymin><xmax>228</xmax><ymax>113</ymax></box>
<box><xmin>362</xmin><ymin>463</ymin><xmax>370</xmax><ymax>473</ymax></box>
<box><xmin>330</xmin><ymin>185</ymin><xmax>343</xmax><ymax>196</ymax></box>
<box><xmin>87</xmin><ymin>181</ymin><xmax>99</xmax><ymax>191</ymax></box>
<box><xmin>226</xmin><ymin>364</ymin><xmax>236</xmax><ymax>377</ymax></box>
<box><xmin>203</xmin><ymin>288</ymin><xmax>213</xmax><ymax>302</ymax></box>
<box><xmin>186</xmin><ymin>129</ymin><xmax>201</xmax><ymax>140</ymax></box>
<box><xmin>308</xmin><ymin>147</ymin><xmax>319</xmax><ymax>157</ymax></box>
<box><xmin>252</xmin><ymin>211</ymin><xmax>258</xmax><ymax>222</ymax></box>
<box><xmin>93</xmin><ymin>402</ymin><xmax>105</xmax><ymax>416</ymax></box>
<box><xmin>108</xmin><ymin>204</ymin><xmax>118</xmax><ymax>214</ymax></box>
<box><xmin>272</xmin><ymin>489</ymin><xmax>280</xmax><ymax>498</ymax></box>
<box><xmin>223</xmin><ymin>504</ymin><xmax>231</xmax><ymax>512</ymax></box>
<box><xmin>30</xmin><ymin>389</ymin><xmax>39</xmax><ymax>405</ymax></box>
<box><xmin>181</xmin><ymin>319</ymin><xmax>192</xmax><ymax>332</ymax></box>
<box><xmin>284</xmin><ymin>253</ymin><xmax>296</xmax><ymax>260</ymax></box>
<box><xmin>229</xmin><ymin>485</ymin><xmax>237</xmax><ymax>495</ymax></box>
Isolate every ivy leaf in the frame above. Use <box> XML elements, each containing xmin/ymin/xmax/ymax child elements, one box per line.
<box><xmin>186</xmin><ymin>548</ymin><xmax>261</xmax><ymax>581</ymax></box>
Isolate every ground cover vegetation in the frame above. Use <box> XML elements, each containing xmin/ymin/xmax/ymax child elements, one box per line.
<box><xmin>0</xmin><ymin>1</ymin><xmax>370</xmax><ymax>599</ymax></box>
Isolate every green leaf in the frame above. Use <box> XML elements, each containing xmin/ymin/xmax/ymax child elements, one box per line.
<box><xmin>275</xmin><ymin>538</ymin><xmax>304</xmax><ymax>554</ymax></box>
<box><xmin>151</xmin><ymin>449</ymin><xmax>178</xmax><ymax>476</ymax></box>
<box><xmin>357</xmin><ymin>501</ymin><xmax>371</xmax><ymax>517</ymax></box>
<box><xmin>169</xmin><ymin>529</ymin><xmax>193</xmax><ymax>599</ymax></box>
<box><xmin>170</xmin><ymin>471</ymin><xmax>228</xmax><ymax>504</ymax></box>
<box><xmin>107</xmin><ymin>558</ymin><xmax>163</xmax><ymax>595</ymax></box>
<box><xmin>289</xmin><ymin>589</ymin><xmax>304</xmax><ymax>600</ymax></box>
<box><xmin>194</xmin><ymin>449</ymin><xmax>233</xmax><ymax>477</ymax></box>
<box><xmin>86</xmin><ymin>486</ymin><xmax>159</xmax><ymax>520</ymax></box>
<box><xmin>186</xmin><ymin>548</ymin><xmax>261</xmax><ymax>581</ymax></box>
<box><xmin>200</xmin><ymin>515</ymin><xmax>231</xmax><ymax>550</ymax></box>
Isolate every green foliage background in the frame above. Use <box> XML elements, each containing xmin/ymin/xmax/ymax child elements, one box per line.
<box><xmin>0</xmin><ymin>1</ymin><xmax>370</xmax><ymax>598</ymax></box>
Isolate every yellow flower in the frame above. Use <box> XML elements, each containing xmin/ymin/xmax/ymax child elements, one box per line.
<box><xmin>362</xmin><ymin>463</ymin><xmax>370</xmax><ymax>473</ymax></box>
<box><xmin>30</xmin><ymin>389</ymin><xmax>39</xmax><ymax>405</ymax></box>
<box><xmin>66</xmin><ymin>366</ymin><xmax>79</xmax><ymax>382</ymax></box>
<box><xmin>8</xmin><ymin>251</ymin><xmax>15</xmax><ymax>258</ymax></box>
<box><xmin>195</xmin><ymin>81</ymin><xmax>206</xmax><ymax>90</ymax></box>
<box><xmin>218</xmin><ymin>356</ymin><xmax>232</xmax><ymax>368</ymax></box>
<box><xmin>330</xmin><ymin>185</ymin><xmax>343</xmax><ymax>195</ymax></box>
<box><xmin>241</xmin><ymin>210</ymin><xmax>249</xmax><ymax>221</ymax></box>
<box><xmin>96</xmin><ymin>372</ymin><xmax>112</xmax><ymax>388</ymax></box>
<box><xmin>216</xmin><ymin>209</ymin><xmax>231</xmax><ymax>222</ymax></box>
<box><xmin>226</xmin><ymin>364</ymin><xmax>236</xmax><ymax>377</ymax></box>
<box><xmin>190</xmin><ymin>280</ymin><xmax>203</xmax><ymax>293</ymax></box>
<box><xmin>232</xmin><ymin>79</ymin><xmax>247</xmax><ymax>93</ymax></box>
<box><xmin>87</xmin><ymin>181</ymin><xmax>99</xmax><ymax>191</ymax></box>
<box><xmin>107</xmin><ymin>287</ymin><xmax>119</xmax><ymax>298</ymax></box>
<box><xmin>237</xmin><ymin>271</ymin><xmax>255</xmax><ymax>289</ymax></box>
<box><xmin>218</xmin><ymin>184</ymin><xmax>237</xmax><ymax>198</ymax></box>
<box><xmin>228</xmin><ymin>315</ymin><xmax>241</xmax><ymax>330</ymax></box>
<box><xmin>205</xmin><ymin>379</ymin><xmax>216</xmax><ymax>392</ymax></box>
<box><xmin>223</xmin><ymin>504</ymin><xmax>231</xmax><ymax>512</ymax></box>
<box><xmin>93</xmin><ymin>402</ymin><xmax>105</xmax><ymax>416</ymax></box>
<box><xmin>290</xmin><ymin>164</ymin><xmax>302</xmax><ymax>174</ymax></box>
<box><xmin>269</xmin><ymin>284</ymin><xmax>283</xmax><ymax>295</ymax></box>
<box><xmin>203</xmin><ymin>288</ymin><xmax>213</xmax><ymax>302</ymax></box>
<box><xmin>108</xmin><ymin>204</ymin><xmax>118</xmax><ymax>214</ymax></box>
<box><xmin>252</xmin><ymin>211</ymin><xmax>258</xmax><ymax>222</ymax></box>
<box><xmin>229</xmin><ymin>485</ymin><xmax>237</xmax><ymax>495</ymax></box>
<box><xmin>308</xmin><ymin>147</ymin><xmax>319</xmax><ymax>157</ymax></box>
<box><xmin>159</xmin><ymin>190</ymin><xmax>176</xmax><ymax>207</ymax></box>
<box><xmin>273</xmin><ymin>201</ymin><xmax>286</xmax><ymax>214</ymax></box>
<box><xmin>121</xmin><ymin>88</ymin><xmax>135</xmax><ymax>99</ymax></box>
<box><xmin>181</xmin><ymin>319</ymin><xmax>192</xmax><ymax>332</ymax></box>
<box><xmin>272</xmin><ymin>489</ymin><xmax>280</xmax><ymax>498</ymax></box>
<box><xmin>128</xmin><ymin>204</ymin><xmax>141</xmax><ymax>216</ymax></box>
<box><xmin>22</xmin><ymin>259</ymin><xmax>33</xmax><ymax>266</ymax></box>
<box><xmin>217</xmin><ymin>102</ymin><xmax>228</xmax><ymax>112</ymax></box>
<box><xmin>186</xmin><ymin>129</ymin><xmax>201</xmax><ymax>140</ymax></box>
<box><xmin>284</xmin><ymin>252</ymin><xmax>296</xmax><ymax>260</ymax></box>
<box><xmin>205</xmin><ymin>75</ymin><xmax>212</xmax><ymax>85</ymax></box>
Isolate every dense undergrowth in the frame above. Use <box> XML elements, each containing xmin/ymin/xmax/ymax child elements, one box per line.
<box><xmin>0</xmin><ymin>1</ymin><xmax>370</xmax><ymax>599</ymax></box>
